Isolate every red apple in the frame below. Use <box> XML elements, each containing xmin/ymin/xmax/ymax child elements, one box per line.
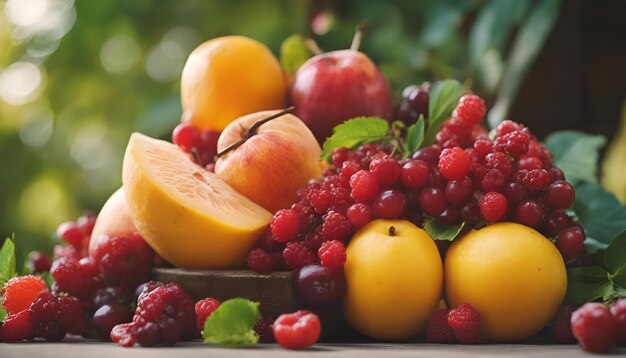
<box><xmin>215</xmin><ymin>110</ymin><xmax>322</xmax><ymax>213</ymax></box>
<box><xmin>289</xmin><ymin>50</ymin><xmax>393</xmax><ymax>142</ymax></box>
<box><xmin>88</xmin><ymin>187</ymin><xmax>137</xmax><ymax>255</ymax></box>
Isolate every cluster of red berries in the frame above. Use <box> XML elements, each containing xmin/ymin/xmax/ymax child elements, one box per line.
<box><xmin>425</xmin><ymin>303</ymin><xmax>482</xmax><ymax>344</ymax></box>
<box><xmin>567</xmin><ymin>300</ymin><xmax>626</xmax><ymax>353</ymax></box>
<box><xmin>172</xmin><ymin>122</ymin><xmax>221</xmax><ymax>170</ymax></box>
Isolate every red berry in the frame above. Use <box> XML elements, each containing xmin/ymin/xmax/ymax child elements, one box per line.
<box><xmin>503</xmin><ymin>182</ymin><xmax>527</xmax><ymax>204</ymax></box>
<box><xmin>271</xmin><ymin>209</ymin><xmax>302</xmax><ymax>243</ymax></box>
<box><xmin>339</xmin><ymin>160</ymin><xmax>361</xmax><ymax>184</ymax></box>
<box><xmin>195</xmin><ymin>298</ymin><xmax>220</xmax><ymax>330</ymax></box>
<box><xmin>493</xmin><ymin>128</ymin><xmax>529</xmax><ymax>158</ymax></box>
<box><xmin>555</xmin><ymin>305</ymin><xmax>578</xmax><ymax>344</ymax></box>
<box><xmin>453</xmin><ymin>94</ymin><xmax>485</xmax><ymax>126</ymax></box>
<box><xmin>400</xmin><ymin>160</ymin><xmax>430</xmax><ymax>189</ymax></box>
<box><xmin>77</xmin><ymin>213</ymin><xmax>96</xmax><ymax>237</ymax></box>
<box><xmin>369</xmin><ymin>155</ymin><xmax>401</xmax><ymax>186</ymax></box>
<box><xmin>346</xmin><ymin>203</ymin><xmax>373</xmax><ymax>229</ymax></box>
<box><xmin>447</xmin><ymin>303</ymin><xmax>482</xmax><ymax>344</ymax></box>
<box><xmin>92</xmin><ymin>304</ymin><xmax>133</xmax><ymax>339</ymax></box>
<box><xmin>56</xmin><ymin>221</ymin><xmax>84</xmax><ymax>249</ymax></box>
<box><xmin>518</xmin><ymin>156</ymin><xmax>543</xmax><ymax>170</ymax></box>
<box><xmin>438</xmin><ymin>147</ymin><xmax>470</xmax><ymax>180</ymax></box>
<box><xmin>27</xmin><ymin>251</ymin><xmax>52</xmax><ymax>273</ymax></box>
<box><xmin>172</xmin><ymin>123</ymin><xmax>202</xmax><ymax>152</ymax></box>
<box><xmin>549</xmin><ymin>166</ymin><xmax>565</xmax><ymax>181</ymax></box>
<box><xmin>426</xmin><ymin>309</ymin><xmax>456</xmax><ymax>343</ymax></box>
<box><xmin>254</xmin><ymin>316</ymin><xmax>275</xmax><ymax>343</ymax></box>
<box><xmin>273</xmin><ymin>310</ymin><xmax>321</xmax><ymax>349</ymax></box>
<box><xmin>610</xmin><ymin>299</ymin><xmax>626</xmax><ymax>346</ymax></box>
<box><xmin>556</xmin><ymin>226</ymin><xmax>585</xmax><ymax>260</ymax></box>
<box><xmin>51</xmin><ymin>257</ymin><xmax>102</xmax><ymax>298</ymax></box>
<box><xmin>308</xmin><ymin>188</ymin><xmax>332</xmax><ymax>215</ymax></box>
<box><xmin>408</xmin><ymin>86</ymin><xmax>429</xmax><ymax>116</ymax></box>
<box><xmin>485</xmin><ymin>152</ymin><xmax>512</xmax><ymax>177</ymax></box>
<box><xmin>514</xmin><ymin>199</ymin><xmax>545</xmax><ymax>228</ymax></box>
<box><xmin>473</xmin><ymin>139</ymin><xmax>493</xmax><ymax>157</ymax></box>
<box><xmin>321</xmin><ymin>211</ymin><xmax>352</xmax><ymax>242</ymax></box>
<box><xmin>544</xmin><ymin>210</ymin><xmax>571</xmax><ymax>236</ymax></box>
<box><xmin>495</xmin><ymin>120</ymin><xmax>522</xmax><ymax>136</ymax></box>
<box><xmin>283</xmin><ymin>242</ymin><xmax>318</xmax><ymax>270</ymax></box>
<box><xmin>318</xmin><ymin>240</ymin><xmax>346</xmax><ymax>269</ymax></box>
<box><xmin>444</xmin><ymin>176</ymin><xmax>473</xmax><ymax>205</ymax></box>
<box><xmin>439</xmin><ymin>206</ymin><xmax>461</xmax><ymax>225</ymax></box>
<box><xmin>331</xmin><ymin>148</ymin><xmax>349</xmax><ymax>168</ymax></box>
<box><xmin>372</xmin><ymin>189</ymin><xmax>408</xmax><ymax>220</ymax></box>
<box><xmin>412</xmin><ymin>145</ymin><xmax>442</xmax><ymax>166</ymax></box>
<box><xmin>349</xmin><ymin>170</ymin><xmax>380</xmax><ymax>202</ymax></box>
<box><xmin>247</xmin><ymin>248</ymin><xmax>275</xmax><ymax>272</ymax></box>
<box><xmin>479</xmin><ymin>192</ymin><xmax>508</xmax><ymax>222</ymax></box>
<box><xmin>571</xmin><ymin>303</ymin><xmax>617</xmax><ymax>353</ymax></box>
<box><xmin>523</xmin><ymin>169</ymin><xmax>551</xmax><ymax>191</ymax></box>
<box><xmin>295</xmin><ymin>264</ymin><xmax>346</xmax><ymax>306</ymax></box>
<box><xmin>419</xmin><ymin>188</ymin><xmax>447</xmax><ymax>217</ymax></box>
<box><xmin>461</xmin><ymin>201</ymin><xmax>482</xmax><ymax>225</ymax></box>
<box><xmin>57</xmin><ymin>295</ymin><xmax>86</xmax><ymax>335</ymax></box>
<box><xmin>2</xmin><ymin>310</ymin><xmax>34</xmax><ymax>342</ymax></box>
<box><xmin>480</xmin><ymin>169</ymin><xmax>505</xmax><ymax>193</ymax></box>
<box><xmin>1</xmin><ymin>275</ymin><xmax>48</xmax><ymax>315</ymax></box>
<box><xmin>546</xmin><ymin>180</ymin><xmax>575</xmax><ymax>209</ymax></box>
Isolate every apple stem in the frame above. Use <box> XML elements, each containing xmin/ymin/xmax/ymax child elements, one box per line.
<box><xmin>350</xmin><ymin>22</ymin><xmax>365</xmax><ymax>51</ymax></box>
<box><xmin>216</xmin><ymin>106</ymin><xmax>295</xmax><ymax>159</ymax></box>
<box><xmin>388</xmin><ymin>226</ymin><xmax>396</xmax><ymax>236</ymax></box>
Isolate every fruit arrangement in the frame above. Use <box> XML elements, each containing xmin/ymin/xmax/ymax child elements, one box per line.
<box><xmin>1</xmin><ymin>32</ymin><xmax>626</xmax><ymax>354</ymax></box>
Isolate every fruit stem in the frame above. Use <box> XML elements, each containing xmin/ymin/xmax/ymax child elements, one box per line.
<box><xmin>388</xmin><ymin>226</ymin><xmax>396</xmax><ymax>236</ymax></box>
<box><xmin>216</xmin><ymin>106</ymin><xmax>295</xmax><ymax>159</ymax></box>
<box><xmin>350</xmin><ymin>22</ymin><xmax>366</xmax><ymax>51</ymax></box>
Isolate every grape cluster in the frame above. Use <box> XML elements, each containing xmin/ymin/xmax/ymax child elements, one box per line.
<box><xmin>172</xmin><ymin>122</ymin><xmax>221</xmax><ymax>170</ymax></box>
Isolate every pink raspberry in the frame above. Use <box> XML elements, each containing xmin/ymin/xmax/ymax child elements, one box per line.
<box><xmin>321</xmin><ymin>211</ymin><xmax>353</xmax><ymax>242</ymax></box>
<box><xmin>426</xmin><ymin>309</ymin><xmax>456</xmax><ymax>343</ymax></box>
<box><xmin>453</xmin><ymin>94</ymin><xmax>486</xmax><ymax>126</ymax></box>
<box><xmin>271</xmin><ymin>209</ymin><xmax>302</xmax><ymax>243</ymax></box>
<box><xmin>349</xmin><ymin>170</ymin><xmax>380</xmax><ymax>202</ymax></box>
<box><xmin>318</xmin><ymin>240</ymin><xmax>346</xmax><ymax>269</ymax></box>
<box><xmin>369</xmin><ymin>155</ymin><xmax>401</xmax><ymax>186</ymax></box>
<box><xmin>195</xmin><ymin>298</ymin><xmax>220</xmax><ymax>330</ymax></box>
<box><xmin>247</xmin><ymin>248</ymin><xmax>275</xmax><ymax>273</ymax></box>
<box><xmin>438</xmin><ymin>147</ymin><xmax>470</xmax><ymax>180</ymax></box>
<box><xmin>282</xmin><ymin>242</ymin><xmax>318</xmax><ymax>270</ymax></box>
<box><xmin>447</xmin><ymin>303</ymin><xmax>482</xmax><ymax>344</ymax></box>
<box><xmin>308</xmin><ymin>188</ymin><xmax>332</xmax><ymax>215</ymax></box>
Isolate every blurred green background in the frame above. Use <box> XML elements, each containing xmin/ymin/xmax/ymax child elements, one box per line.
<box><xmin>1</xmin><ymin>0</ymin><xmax>624</xmax><ymax>265</ymax></box>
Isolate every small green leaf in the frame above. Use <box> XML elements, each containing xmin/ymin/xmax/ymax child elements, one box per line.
<box><xmin>572</xmin><ymin>183</ymin><xmax>626</xmax><ymax>246</ymax></box>
<box><xmin>280</xmin><ymin>34</ymin><xmax>314</xmax><ymax>76</ymax></box>
<box><xmin>0</xmin><ymin>306</ymin><xmax>6</xmax><ymax>322</ymax></box>
<box><xmin>544</xmin><ymin>131</ymin><xmax>606</xmax><ymax>185</ymax></box>
<box><xmin>404</xmin><ymin>115</ymin><xmax>425</xmax><ymax>157</ymax></box>
<box><xmin>424</xmin><ymin>79</ymin><xmax>463</xmax><ymax>145</ymax></box>
<box><xmin>566</xmin><ymin>266</ymin><xmax>613</xmax><ymax>305</ymax></box>
<box><xmin>423</xmin><ymin>217</ymin><xmax>465</xmax><ymax>241</ymax></box>
<box><xmin>0</xmin><ymin>235</ymin><xmax>16</xmax><ymax>287</ymax></box>
<box><xmin>203</xmin><ymin>298</ymin><xmax>260</xmax><ymax>347</ymax></box>
<box><xmin>321</xmin><ymin>117</ymin><xmax>390</xmax><ymax>161</ymax></box>
<box><xmin>605</xmin><ymin>230</ymin><xmax>626</xmax><ymax>281</ymax></box>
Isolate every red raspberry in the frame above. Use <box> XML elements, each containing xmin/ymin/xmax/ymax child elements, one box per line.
<box><xmin>321</xmin><ymin>211</ymin><xmax>352</xmax><ymax>242</ymax></box>
<box><xmin>318</xmin><ymin>240</ymin><xmax>346</xmax><ymax>269</ymax></box>
<box><xmin>271</xmin><ymin>209</ymin><xmax>302</xmax><ymax>243</ymax></box>
<box><xmin>254</xmin><ymin>316</ymin><xmax>275</xmax><ymax>343</ymax></box>
<box><xmin>195</xmin><ymin>297</ymin><xmax>220</xmax><ymax>330</ymax></box>
<box><xmin>480</xmin><ymin>169</ymin><xmax>505</xmax><ymax>193</ymax></box>
<box><xmin>610</xmin><ymin>299</ymin><xmax>626</xmax><ymax>346</ymax></box>
<box><xmin>346</xmin><ymin>203</ymin><xmax>373</xmax><ymax>229</ymax></box>
<box><xmin>283</xmin><ymin>242</ymin><xmax>318</xmax><ymax>269</ymax></box>
<box><xmin>53</xmin><ymin>244</ymin><xmax>81</xmax><ymax>261</ymax></box>
<box><xmin>523</xmin><ymin>169</ymin><xmax>551</xmax><ymax>191</ymax></box>
<box><xmin>494</xmin><ymin>128</ymin><xmax>530</xmax><ymax>158</ymax></box>
<box><xmin>349</xmin><ymin>170</ymin><xmax>380</xmax><ymax>202</ymax></box>
<box><xmin>329</xmin><ymin>186</ymin><xmax>352</xmax><ymax>214</ymax></box>
<box><xmin>1</xmin><ymin>275</ymin><xmax>48</xmax><ymax>315</ymax></box>
<box><xmin>56</xmin><ymin>221</ymin><xmax>84</xmax><ymax>249</ymax></box>
<box><xmin>426</xmin><ymin>309</ymin><xmax>456</xmax><ymax>343</ymax></box>
<box><xmin>447</xmin><ymin>303</ymin><xmax>482</xmax><ymax>344</ymax></box>
<box><xmin>339</xmin><ymin>160</ymin><xmax>361</xmax><ymax>184</ymax></box>
<box><xmin>331</xmin><ymin>148</ymin><xmax>349</xmax><ymax>167</ymax></box>
<box><xmin>369</xmin><ymin>155</ymin><xmax>401</xmax><ymax>186</ymax></box>
<box><xmin>473</xmin><ymin>139</ymin><xmax>493</xmax><ymax>157</ymax></box>
<box><xmin>2</xmin><ymin>310</ymin><xmax>34</xmax><ymax>342</ymax></box>
<box><xmin>485</xmin><ymin>152</ymin><xmax>513</xmax><ymax>177</ymax></box>
<box><xmin>453</xmin><ymin>94</ymin><xmax>485</xmax><ymax>126</ymax></box>
<box><xmin>255</xmin><ymin>229</ymin><xmax>284</xmax><ymax>253</ymax></box>
<box><xmin>438</xmin><ymin>147</ymin><xmax>470</xmax><ymax>180</ymax></box>
<box><xmin>273</xmin><ymin>310</ymin><xmax>321</xmax><ymax>349</ymax></box>
<box><xmin>247</xmin><ymin>248</ymin><xmax>275</xmax><ymax>272</ymax></box>
<box><xmin>400</xmin><ymin>160</ymin><xmax>430</xmax><ymax>189</ymax></box>
<box><xmin>304</xmin><ymin>231</ymin><xmax>325</xmax><ymax>251</ymax></box>
<box><xmin>50</xmin><ymin>257</ymin><xmax>102</xmax><ymax>298</ymax></box>
<box><xmin>495</xmin><ymin>120</ymin><xmax>522</xmax><ymax>136</ymax></box>
<box><xmin>29</xmin><ymin>292</ymin><xmax>86</xmax><ymax>339</ymax></box>
<box><xmin>555</xmin><ymin>305</ymin><xmax>578</xmax><ymax>344</ymax></box>
<box><xmin>479</xmin><ymin>192</ymin><xmax>508</xmax><ymax>222</ymax></box>
<box><xmin>571</xmin><ymin>303</ymin><xmax>617</xmax><ymax>353</ymax></box>
<box><xmin>308</xmin><ymin>188</ymin><xmax>332</xmax><ymax>214</ymax></box>
<box><xmin>77</xmin><ymin>213</ymin><xmax>96</xmax><ymax>237</ymax></box>
<box><xmin>57</xmin><ymin>295</ymin><xmax>86</xmax><ymax>335</ymax></box>
<box><xmin>27</xmin><ymin>251</ymin><xmax>52</xmax><ymax>273</ymax></box>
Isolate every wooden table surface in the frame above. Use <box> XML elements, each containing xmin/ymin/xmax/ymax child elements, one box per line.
<box><xmin>2</xmin><ymin>340</ymin><xmax>622</xmax><ymax>358</ymax></box>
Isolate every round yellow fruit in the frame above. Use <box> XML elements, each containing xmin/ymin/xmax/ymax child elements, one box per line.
<box><xmin>122</xmin><ymin>132</ymin><xmax>272</xmax><ymax>269</ymax></box>
<box><xmin>180</xmin><ymin>36</ymin><xmax>287</xmax><ymax>131</ymax></box>
<box><xmin>445</xmin><ymin>222</ymin><xmax>567</xmax><ymax>342</ymax></box>
<box><xmin>343</xmin><ymin>219</ymin><xmax>443</xmax><ymax>340</ymax></box>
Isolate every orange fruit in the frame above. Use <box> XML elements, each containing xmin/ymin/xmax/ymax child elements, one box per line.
<box><xmin>180</xmin><ymin>36</ymin><xmax>287</xmax><ymax>131</ymax></box>
<box><xmin>445</xmin><ymin>222</ymin><xmax>567</xmax><ymax>342</ymax></box>
<box><xmin>121</xmin><ymin>132</ymin><xmax>272</xmax><ymax>269</ymax></box>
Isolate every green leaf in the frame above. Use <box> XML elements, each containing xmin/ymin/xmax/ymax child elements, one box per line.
<box><xmin>203</xmin><ymin>298</ymin><xmax>261</xmax><ymax>347</ymax></box>
<box><xmin>0</xmin><ymin>235</ymin><xmax>16</xmax><ymax>287</ymax></box>
<box><xmin>279</xmin><ymin>34</ymin><xmax>314</xmax><ymax>76</ymax></box>
<box><xmin>605</xmin><ymin>230</ymin><xmax>626</xmax><ymax>280</ymax></box>
<box><xmin>424</xmin><ymin>79</ymin><xmax>463</xmax><ymax>145</ymax></box>
<box><xmin>573</xmin><ymin>183</ymin><xmax>626</xmax><ymax>246</ymax></box>
<box><xmin>584</xmin><ymin>237</ymin><xmax>609</xmax><ymax>254</ymax></box>
<box><xmin>0</xmin><ymin>306</ymin><xmax>6</xmax><ymax>322</ymax></box>
<box><xmin>544</xmin><ymin>131</ymin><xmax>606</xmax><ymax>185</ymax></box>
<box><xmin>423</xmin><ymin>217</ymin><xmax>465</xmax><ymax>241</ymax></box>
<box><xmin>321</xmin><ymin>117</ymin><xmax>390</xmax><ymax>161</ymax></box>
<box><xmin>404</xmin><ymin>115</ymin><xmax>425</xmax><ymax>157</ymax></box>
<box><xmin>566</xmin><ymin>266</ymin><xmax>613</xmax><ymax>305</ymax></box>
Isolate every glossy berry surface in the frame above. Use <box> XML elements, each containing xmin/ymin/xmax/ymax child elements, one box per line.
<box><xmin>610</xmin><ymin>299</ymin><xmax>626</xmax><ymax>346</ymax></box>
<box><xmin>556</xmin><ymin>226</ymin><xmax>585</xmax><ymax>260</ymax></box>
<box><xmin>546</xmin><ymin>181</ymin><xmax>575</xmax><ymax>209</ymax></box>
<box><xmin>372</xmin><ymin>189</ymin><xmax>407</xmax><ymax>219</ymax></box>
<box><xmin>400</xmin><ymin>160</ymin><xmax>430</xmax><ymax>189</ymax></box>
<box><xmin>346</xmin><ymin>203</ymin><xmax>373</xmax><ymax>229</ymax></box>
<box><xmin>92</xmin><ymin>304</ymin><xmax>133</xmax><ymax>339</ymax></box>
<box><xmin>571</xmin><ymin>303</ymin><xmax>617</xmax><ymax>353</ymax></box>
<box><xmin>273</xmin><ymin>310</ymin><xmax>321</xmax><ymax>349</ymax></box>
<box><xmin>27</xmin><ymin>251</ymin><xmax>52</xmax><ymax>273</ymax></box>
<box><xmin>294</xmin><ymin>265</ymin><xmax>346</xmax><ymax>307</ymax></box>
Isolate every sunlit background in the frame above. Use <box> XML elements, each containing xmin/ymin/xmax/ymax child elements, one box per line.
<box><xmin>1</xmin><ymin>0</ymin><xmax>624</xmax><ymax>266</ymax></box>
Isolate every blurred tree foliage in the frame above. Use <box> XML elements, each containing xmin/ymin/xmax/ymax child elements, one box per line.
<box><xmin>0</xmin><ymin>0</ymin><xmax>560</xmax><ymax>266</ymax></box>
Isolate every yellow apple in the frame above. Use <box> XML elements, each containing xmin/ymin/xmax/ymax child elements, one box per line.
<box><xmin>215</xmin><ymin>110</ymin><xmax>322</xmax><ymax>213</ymax></box>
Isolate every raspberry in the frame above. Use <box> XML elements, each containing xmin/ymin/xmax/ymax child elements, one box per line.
<box><xmin>473</xmin><ymin>139</ymin><xmax>493</xmax><ymax>157</ymax></box>
<box><xmin>271</xmin><ymin>209</ymin><xmax>302</xmax><ymax>243</ymax></box>
<box><xmin>555</xmin><ymin>305</ymin><xmax>578</xmax><ymax>344</ymax></box>
<box><xmin>400</xmin><ymin>160</ymin><xmax>430</xmax><ymax>189</ymax></box>
<box><xmin>438</xmin><ymin>147</ymin><xmax>470</xmax><ymax>180</ymax></box>
<box><xmin>610</xmin><ymin>299</ymin><xmax>626</xmax><ymax>346</ymax></box>
<box><xmin>426</xmin><ymin>309</ymin><xmax>456</xmax><ymax>343</ymax></box>
<box><xmin>2</xmin><ymin>310</ymin><xmax>34</xmax><ymax>342</ymax></box>
<box><xmin>453</xmin><ymin>94</ymin><xmax>485</xmax><ymax>126</ymax></box>
<box><xmin>27</xmin><ymin>251</ymin><xmax>52</xmax><ymax>273</ymax></box>
<box><xmin>369</xmin><ymin>155</ymin><xmax>401</xmax><ymax>186</ymax></box>
<box><xmin>50</xmin><ymin>257</ymin><xmax>101</xmax><ymax>298</ymax></box>
<box><xmin>485</xmin><ymin>152</ymin><xmax>512</xmax><ymax>177</ymax></box>
<box><xmin>523</xmin><ymin>169</ymin><xmax>551</xmax><ymax>191</ymax></box>
<box><xmin>346</xmin><ymin>203</ymin><xmax>373</xmax><ymax>229</ymax></box>
<box><xmin>77</xmin><ymin>213</ymin><xmax>96</xmax><ymax>237</ymax></box>
<box><xmin>254</xmin><ymin>316</ymin><xmax>275</xmax><ymax>343</ymax></box>
<box><xmin>53</xmin><ymin>244</ymin><xmax>81</xmax><ymax>261</ymax></box>
<box><xmin>329</xmin><ymin>186</ymin><xmax>352</xmax><ymax>214</ymax></box>
<box><xmin>479</xmin><ymin>192</ymin><xmax>508</xmax><ymax>222</ymax></box>
<box><xmin>321</xmin><ymin>211</ymin><xmax>352</xmax><ymax>242</ymax></box>
<box><xmin>304</xmin><ymin>231</ymin><xmax>325</xmax><ymax>251</ymax></box>
<box><xmin>283</xmin><ymin>242</ymin><xmax>318</xmax><ymax>269</ymax></box>
<box><xmin>571</xmin><ymin>303</ymin><xmax>617</xmax><ymax>353</ymax></box>
<box><xmin>29</xmin><ymin>291</ymin><xmax>86</xmax><ymax>340</ymax></box>
<box><xmin>546</xmin><ymin>180</ymin><xmax>575</xmax><ymax>209</ymax></box>
<box><xmin>318</xmin><ymin>240</ymin><xmax>346</xmax><ymax>269</ymax></box>
<box><xmin>556</xmin><ymin>226</ymin><xmax>585</xmax><ymax>260</ymax></box>
<box><xmin>447</xmin><ymin>303</ymin><xmax>482</xmax><ymax>344</ymax></box>
<box><xmin>349</xmin><ymin>170</ymin><xmax>380</xmax><ymax>202</ymax></box>
<box><xmin>1</xmin><ymin>275</ymin><xmax>48</xmax><ymax>315</ymax></box>
<box><xmin>495</xmin><ymin>120</ymin><xmax>522</xmax><ymax>136</ymax></box>
<box><xmin>248</xmin><ymin>248</ymin><xmax>275</xmax><ymax>272</ymax></box>
<box><xmin>56</xmin><ymin>221</ymin><xmax>84</xmax><ymax>249</ymax></box>
<box><xmin>331</xmin><ymin>148</ymin><xmax>349</xmax><ymax>167</ymax></box>
<box><xmin>273</xmin><ymin>310</ymin><xmax>321</xmax><ymax>349</ymax></box>
<box><xmin>494</xmin><ymin>128</ymin><xmax>529</xmax><ymax>158</ymax></box>
<box><xmin>339</xmin><ymin>160</ymin><xmax>361</xmax><ymax>184</ymax></box>
<box><xmin>480</xmin><ymin>169</ymin><xmax>505</xmax><ymax>193</ymax></box>
<box><xmin>308</xmin><ymin>188</ymin><xmax>332</xmax><ymax>214</ymax></box>
<box><xmin>57</xmin><ymin>295</ymin><xmax>86</xmax><ymax>334</ymax></box>
<box><xmin>195</xmin><ymin>297</ymin><xmax>220</xmax><ymax>330</ymax></box>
